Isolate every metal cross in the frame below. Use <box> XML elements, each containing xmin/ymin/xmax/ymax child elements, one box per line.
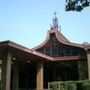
<box><xmin>54</xmin><ymin>12</ymin><xmax>57</xmax><ymax>17</ymax></box>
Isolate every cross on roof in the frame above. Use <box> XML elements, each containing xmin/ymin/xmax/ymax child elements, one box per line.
<box><xmin>54</xmin><ymin>12</ymin><xmax>57</xmax><ymax>17</ymax></box>
<box><xmin>53</xmin><ymin>12</ymin><xmax>58</xmax><ymax>29</ymax></box>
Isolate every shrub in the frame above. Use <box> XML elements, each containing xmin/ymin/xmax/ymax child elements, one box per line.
<box><xmin>49</xmin><ymin>80</ymin><xmax>90</xmax><ymax>90</ymax></box>
<box><xmin>82</xmin><ymin>80</ymin><xmax>90</xmax><ymax>90</ymax></box>
<box><xmin>61</xmin><ymin>82</ymin><xmax>68</xmax><ymax>90</ymax></box>
<box><xmin>68</xmin><ymin>83</ymin><xmax>77</xmax><ymax>90</ymax></box>
<box><xmin>50</xmin><ymin>82</ymin><xmax>59</xmax><ymax>90</ymax></box>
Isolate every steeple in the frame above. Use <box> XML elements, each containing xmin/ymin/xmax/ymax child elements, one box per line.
<box><xmin>51</xmin><ymin>12</ymin><xmax>58</xmax><ymax>30</ymax></box>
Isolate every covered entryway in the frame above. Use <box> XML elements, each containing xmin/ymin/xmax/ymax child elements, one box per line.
<box><xmin>13</xmin><ymin>62</ymin><xmax>37</xmax><ymax>90</ymax></box>
<box><xmin>0</xmin><ymin>41</ymin><xmax>48</xmax><ymax>90</ymax></box>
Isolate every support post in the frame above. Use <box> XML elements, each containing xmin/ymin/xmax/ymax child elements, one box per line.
<box><xmin>78</xmin><ymin>60</ymin><xmax>83</xmax><ymax>80</ymax></box>
<box><xmin>53</xmin><ymin>67</ymin><xmax>56</xmax><ymax>81</ymax></box>
<box><xmin>87</xmin><ymin>51</ymin><xmax>90</xmax><ymax>80</ymax></box>
<box><xmin>78</xmin><ymin>60</ymin><xmax>88</xmax><ymax>80</ymax></box>
<box><xmin>1</xmin><ymin>51</ymin><xmax>12</xmax><ymax>90</ymax></box>
<box><xmin>36</xmin><ymin>61</ymin><xmax>43</xmax><ymax>90</ymax></box>
<box><xmin>48</xmin><ymin>82</ymin><xmax>50</xmax><ymax>90</ymax></box>
<box><xmin>12</xmin><ymin>62</ymin><xmax>19</xmax><ymax>90</ymax></box>
<box><xmin>0</xmin><ymin>64</ymin><xmax>1</xmax><ymax>89</ymax></box>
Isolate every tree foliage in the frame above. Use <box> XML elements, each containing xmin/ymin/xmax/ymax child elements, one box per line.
<box><xmin>65</xmin><ymin>0</ymin><xmax>90</xmax><ymax>11</ymax></box>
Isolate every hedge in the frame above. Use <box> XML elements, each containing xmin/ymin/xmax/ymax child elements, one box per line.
<box><xmin>49</xmin><ymin>80</ymin><xmax>90</xmax><ymax>90</ymax></box>
<box><xmin>82</xmin><ymin>80</ymin><xmax>90</xmax><ymax>90</ymax></box>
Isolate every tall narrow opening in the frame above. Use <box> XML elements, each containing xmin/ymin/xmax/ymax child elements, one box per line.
<box><xmin>19</xmin><ymin>62</ymin><xmax>36</xmax><ymax>90</ymax></box>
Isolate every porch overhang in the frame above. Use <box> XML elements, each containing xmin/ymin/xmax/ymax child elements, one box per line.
<box><xmin>0</xmin><ymin>40</ymin><xmax>52</xmax><ymax>62</ymax></box>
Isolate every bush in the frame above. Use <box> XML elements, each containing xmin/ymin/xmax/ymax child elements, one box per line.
<box><xmin>61</xmin><ymin>82</ymin><xmax>68</xmax><ymax>90</ymax></box>
<box><xmin>60</xmin><ymin>81</ymin><xmax>77</xmax><ymax>90</ymax></box>
<box><xmin>82</xmin><ymin>80</ymin><xmax>90</xmax><ymax>90</ymax></box>
<box><xmin>49</xmin><ymin>80</ymin><xmax>90</xmax><ymax>90</ymax></box>
<box><xmin>68</xmin><ymin>83</ymin><xmax>77</xmax><ymax>90</ymax></box>
<box><xmin>50</xmin><ymin>81</ymin><xmax>77</xmax><ymax>90</ymax></box>
<box><xmin>50</xmin><ymin>82</ymin><xmax>59</xmax><ymax>90</ymax></box>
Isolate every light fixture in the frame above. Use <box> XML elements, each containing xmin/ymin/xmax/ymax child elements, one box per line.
<box><xmin>27</xmin><ymin>60</ymin><xmax>30</xmax><ymax>63</ymax></box>
<box><xmin>13</xmin><ymin>57</ymin><xmax>16</xmax><ymax>60</ymax></box>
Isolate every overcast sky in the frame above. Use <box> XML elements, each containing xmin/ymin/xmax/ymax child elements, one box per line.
<box><xmin>0</xmin><ymin>0</ymin><xmax>90</xmax><ymax>48</ymax></box>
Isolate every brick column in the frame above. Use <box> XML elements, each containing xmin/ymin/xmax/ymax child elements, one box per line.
<box><xmin>87</xmin><ymin>51</ymin><xmax>90</xmax><ymax>80</ymax></box>
<box><xmin>36</xmin><ymin>61</ymin><xmax>43</xmax><ymax>90</ymax></box>
<box><xmin>1</xmin><ymin>51</ymin><xmax>12</xmax><ymax>90</ymax></box>
<box><xmin>12</xmin><ymin>62</ymin><xmax>19</xmax><ymax>90</ymax></box>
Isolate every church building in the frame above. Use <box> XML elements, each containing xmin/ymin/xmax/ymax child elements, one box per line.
<box><xmin>0</xmin><ymin>14</ymin><xmax>90</xmax><ymax>90</ymax></box>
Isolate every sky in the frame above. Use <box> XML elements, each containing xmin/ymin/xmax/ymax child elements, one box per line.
<box><xmin>0</xmin><ymin>0</ymin><xmax>90</xmax><ymax>48</ymax></box>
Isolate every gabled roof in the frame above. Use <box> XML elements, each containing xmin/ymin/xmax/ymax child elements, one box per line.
<box><xmin>32</xmin><ymin>28</ymin><xmax>85</xmax><ymax>51</ymax></box>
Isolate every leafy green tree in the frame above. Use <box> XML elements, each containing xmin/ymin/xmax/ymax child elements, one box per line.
<box><xmin>65</xmin><ymin>0</ymin><xmax>90</xmax><ymax>11</ymax></box>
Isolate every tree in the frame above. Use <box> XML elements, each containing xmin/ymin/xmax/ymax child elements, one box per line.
<box><xmin>65</xmin><ymin>0</ymin><xmax>90</xmax><ymax>11</ymax></box>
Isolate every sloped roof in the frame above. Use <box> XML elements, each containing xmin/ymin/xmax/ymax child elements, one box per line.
<box><xmin>0</xmin><ymin>40</ymin><xmax>84</xmax><ymax>62</ymax></box>
<box><xmin>0</xmin><ymin>40</ymin><xmax>53</xmax><ymax>61</ymax></box>
<box><xmin>0</xmin><ymin>28</ymin><xmax>89</xmax><ymax>62</ymax></box>
<box><xmin>32</xmin><ymin>28</ymin><xmax>85</xmax><ymax>50</ymax></box>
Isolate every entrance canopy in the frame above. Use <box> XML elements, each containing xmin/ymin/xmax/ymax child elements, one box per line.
<box><xmin>0</xmin><ymin>40</ymin><xmax>53</xmax><ymax>62</ymax></box>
